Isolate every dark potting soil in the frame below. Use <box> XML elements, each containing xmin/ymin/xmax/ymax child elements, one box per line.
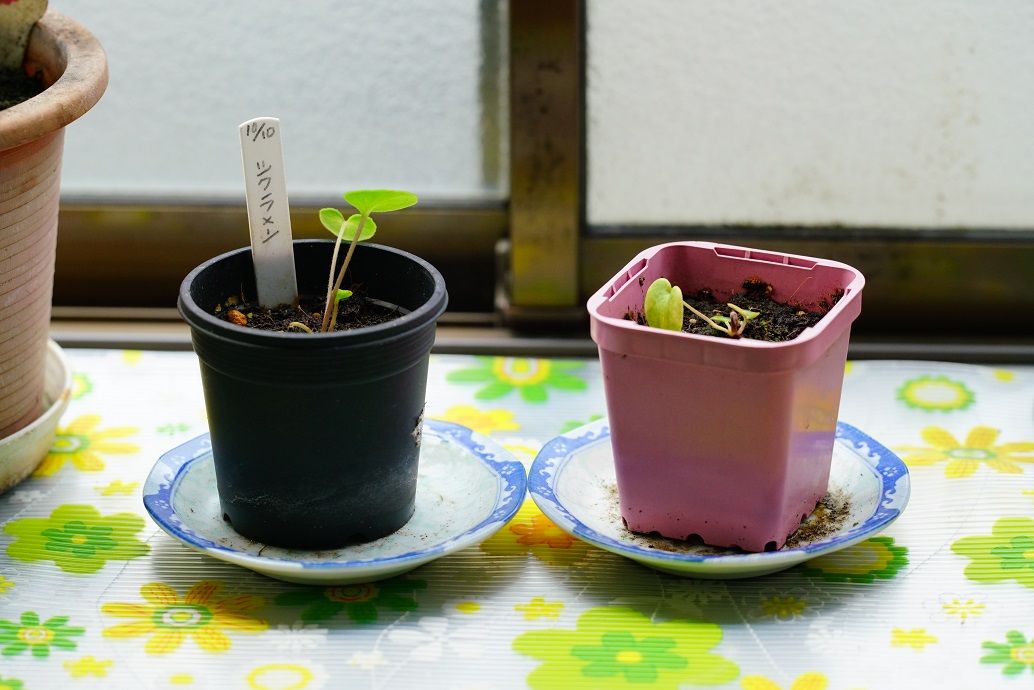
<box><xmin>0</xmin><ymin>68</ymin><xmax>44</xmax><ymax>112</ymax></box>
<box><xmin>213</xmin><ymin>291</ymin><xmax>402</xmax><ymax>333</ymax></box>
<box><xmin>628</xmin><ymin>277</ymin><xmax>843</xmax><ymax>342</ymax></box>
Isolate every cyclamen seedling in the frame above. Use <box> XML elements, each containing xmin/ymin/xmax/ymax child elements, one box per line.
<box><xmin>644</xmin><ymin>278</ymin><xmax>760</xmax><ymax>338</ymax></box>
<box><xmin>318</xmin><ymin>190</ymin><xmax>418</xmax><ymax>332</ymax></box>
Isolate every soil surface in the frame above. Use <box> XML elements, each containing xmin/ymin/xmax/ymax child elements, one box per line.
<box><xmin>0</xmin><ymin>68</ymin><xmax>44</xmax><ymax>112</ymax></box>
<box><xmin>628</xmin><ymin>277</ymin><xmax>843</xmax><ymax>342</ymax></box>
<box><xmin>213</xmin><ymin>290</ymin><xmax>402</xmax><ymax>333</ymax></box>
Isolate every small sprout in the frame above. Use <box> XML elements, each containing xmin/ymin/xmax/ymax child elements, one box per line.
<box><xmin>287</xmin><ymin>321</ymin><xmax>313</xmax><ymax>334</ymax></box>
<box><xmin>214</xmin><ymin>304</ymin><xmax>222</xmax><ymax>313</ymax></box>
<box><xmin>226</xmin><ymin>296</ymin><xmax>238</xmax><ymax>306</ymax></box>
<box><xmin>727</xmin><ymin>303</ymin><xmax>760</xmax><ymax>321</ymax></box>
<box><xmin>644</xmin><ymin>278</ymin><xmax>684</xmax><ymax>331</ymax></box>
<box><xmin>729</xmin><ymin>310</ymin><xmax>741</xmax><ymax>334</ymax></box>
<box><xmin>796</xmin><ymin>310</ymin><xmax>806</xmax><ymax>317</ymax></box>
<box><xmin>326</xmin><ymin>289</ymin><xmax>354</xmax><ymax>332</ymax></box>
<box><xmin>318</xmin><ymin>189</ymin><xmax>418</xmax><ymax>333</ymax></box>
<box><xmin>644</xmin><ymin>277</ymin><xmax>763</xmax><ymax>339</ymax></box>
<box><xmin>226</xmin><ymin>309</ymin><xmax>247</xmax><ymax>326</ymax></box>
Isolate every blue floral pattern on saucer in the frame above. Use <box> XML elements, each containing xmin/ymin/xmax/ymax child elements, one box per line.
<box><xmin>143</xmin><ymin>420</ymin><xmax>526</xmax><ymax>584</ymax></box>
<box><xmin>529</xmin><ymin>419</ymin><xmax>909</xmax><ymax>579</ymax></box>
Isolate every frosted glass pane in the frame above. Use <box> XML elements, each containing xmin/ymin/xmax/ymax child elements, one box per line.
<box><xmin>587</xmin><ymin>1</ymin><xmax>1034</xmax><ymax>228</ymax></box>
<box><xmin>54</xmin><ymin>1</ymin><xmax>506</xmax><ymax>202</ymax></box>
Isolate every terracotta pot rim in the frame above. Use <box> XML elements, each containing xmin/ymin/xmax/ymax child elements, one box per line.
<box><xmin>0</xmin><ymin>11</ymin><xmax>108</xmax><ymax>152</ymax></box>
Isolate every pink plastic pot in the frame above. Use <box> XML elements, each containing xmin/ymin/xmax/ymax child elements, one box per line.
<box><xmin>587</xmin><ymin>241</ymin><xmax>864</xmax><ymax>552</ymax></box>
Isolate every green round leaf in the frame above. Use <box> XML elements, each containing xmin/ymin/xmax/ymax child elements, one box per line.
<box><xmin>344</xmin><ymin>189</ymin><xmax>418</xmax><ymax>215</ymax></box>
<box><xmin>318</xmin><ymin>207</ymin><xmax>344</xmax><ymax>234</ymax></box>
<box><xmin>335</xmin><ymin>289</ymin><xmax>353</xmax><ymax>303</ymax></box>
<box><xmin>323</xmin><ymin>213</ymin><xmax>377</xmax><ymax>242</ymax></box>
<box><xmin>644</xmin><ymin>278</ymin><xmax>684</xmax><ymax>331</ymax></box>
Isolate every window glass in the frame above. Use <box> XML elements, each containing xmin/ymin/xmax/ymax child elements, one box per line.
<box><xmin>55</xmin><ymin>0</ymin><xmax>507</xmax><ymax>202</ymax></box>
<box><xmin>587</xmin><ymin>1</ymin><xmax>1033</xmax><ymax>228</ymax></box>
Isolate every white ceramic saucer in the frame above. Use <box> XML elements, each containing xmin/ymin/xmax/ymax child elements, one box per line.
<box><xmin>143</xmin><ymin>421</ymin><xmax>526</xmax><ymax>584</ymax></box>
<box><xmin>529</xmin><ymin>419</ymin><xmax>909</xmax><ymax>579</ymax></box>
<box><xmin>0</xmin><ymin>340</ymin><xmax>72</xmax><ymax>493</ymax></box>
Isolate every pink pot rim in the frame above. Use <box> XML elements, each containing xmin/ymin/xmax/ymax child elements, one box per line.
<box><xmin>587</xmin><ymin>240</ymin><xmax>865</xmax><ymax>355</ymax></box>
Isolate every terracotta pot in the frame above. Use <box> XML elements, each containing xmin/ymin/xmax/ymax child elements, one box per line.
<box><xmin>0</xmin><ymin>11</ymin><xmax>107</xmax><ymax>437</ymax></box>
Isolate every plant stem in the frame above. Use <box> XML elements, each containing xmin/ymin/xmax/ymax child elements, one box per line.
<box><xmin>287</xmin><ymin>321</ymin><xmax>313</xmax><ymax>334</ymax></box>
<box><xmin>320</xmin><ymin>232</ymin><xmax>346</xmax><ymax>333</ymax></box>
<box><xmin>321</xmin><ymin>213</ymin><xmax>369</xmax><ymax>333</ymax></box>
<box><xmin>681</xmin><ymin>300</ymin><xmax>732</xmax><ymax>335</ymax></box>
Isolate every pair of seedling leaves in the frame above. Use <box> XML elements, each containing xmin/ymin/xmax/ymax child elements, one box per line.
<box><xmin>645</xmin><ymin>278</ymin><xmax>760</xmax><ymax>338</ymax></box>
<box><xmin>296</xmin><ymin>189</ymin><xmax>418</xmax><ymax>334</ymax></box>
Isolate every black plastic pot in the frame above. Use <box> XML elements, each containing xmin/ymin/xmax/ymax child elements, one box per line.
<box><xmin>178</xmin><ymin>240</ymin><xmax>448</xmax><ymax>549</ymax></box>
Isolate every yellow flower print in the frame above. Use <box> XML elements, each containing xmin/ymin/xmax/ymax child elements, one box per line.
<box><xmin>896</xmin><ymin>426</ymin><xmax>1034</xmax><ymax>478</ymax></box>
<box><xmin>102</xmin><ymin>581</ymin><xmax>266</xmax><ymax>655</ymax></box>
<box><xmin>64</xmin><ymin>656</ymin><xmax>112</xmax><ymax>678</ymax></box>
<box><xmin>516</xmin><ymin>597</ymin><xmax>564</xmax><ymax>621</ymax></box>
<box><xmin>480</xmin><ymin>500</ymin><xmax>590</xmax><ymax>566</ymax></box>
<box><xmin>0</xmin><ymin>577</ymin><xmax>12</xmax><ymax>595</ymax></box>
<box><xmin>246</xmin><ymin>663</ymin><xmax>318</xmax><ymax>690</ymax></box>
<box><xmin>891</xmin><ymin>628</ymin><xmax>937</xmax><ymax>650</ymax></box>
<box><xmin>941</xmin><ymin>596</ymin><xmax>985</xmax><ymax>622</ymax></box>
<box><xmin>96</xmin><ymin>480</ymin><xmax>139</xmax><ymax>496</ymax></box>
<box><xmin>34</xmin><ymin>415</ymin><xmax>139</xmax><ymax>477</ymax></box>
<box><xmin>432</xmin><ymin>405</ymin><xmax>520</xmax><ymax>435</ymax></box>
<box><xmin>742</xmin><ymin>673</ymin><xmax>829</xmax><ymax>690</ymax></box>
<box><xmin>759</xmin><ymin>596</ymin><xmax>807</xmax><ymax>621</ymax></box>
<box><xmin>992</xmin><ymin>369</ymin><xmax>1015</xmax><ymax>382</ymax></box>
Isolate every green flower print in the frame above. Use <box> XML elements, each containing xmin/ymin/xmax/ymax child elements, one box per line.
<box><xmin>560</xmin><ymin>414</ymin><xmax>604</xmax><ymax>434</ymax></box>
<box><xmin>513</xmin><ymin>607</ymin><xmax>738</xmax><ymax>690</ymax></box>
<box><xmin>157</xmin><ymin>423</ymin><xmax>191</xmax><ymax>436</ymax></box>
<box><xmin>446</xmin><ymin>357</ymin><xmax>587</xmax><ymax>404</ymax></box>
<box><xmin>897</xmin><ymin>375</ymin><xmax>975</xmax><ymax>412</ymax></box>
<box><xmin>5</xmin><ymin>504</ymin><xmax>150</xmax><ymax>574</ymax></box>
<box><xmin>982</xmin><ymin>631</ymin><xmax>1034</xmax><ymax>676</ymax></box>
<box><xmin>0</xmin><ymin>612</ymin><xmax>84</xmax><ymax>658</ymax></box>
<box><xmin>798</xmin><ymin>536</ymin><xmax>908</xmax><ymax>583</ymax></box>
<box><xmin>953</xmin><ymin>517</ymin><xmax>1034</xmax><ymax>588</ymax></box>
<box><xmin>274</xmin><ymin>578</ymin><xmax>426</xmax><ymax>623</ymax></box>
<box><xmin>70</xmin><ymin>372</ymin><xmax>92</xmax><ymax>400</ymax></box>
<box><xmin>0</xmin><ymin>677</ymin><xmax>23</xmax><ymax>690</ymax></box>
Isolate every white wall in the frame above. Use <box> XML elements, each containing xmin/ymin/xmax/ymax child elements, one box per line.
<box><xmin>53</xmin><ymin>1</ymin><xmax>505</xmax><ymax>203</ymax></box>
<box><xmin>588</xmin><ymin>1</ymin><xmax>1034</xmax><ymax>228</ymax></box>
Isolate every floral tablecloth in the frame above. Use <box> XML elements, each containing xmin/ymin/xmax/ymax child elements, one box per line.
<box><xmin>1</xmin><ymin>350</ymin><xmax>1032</xmax><ymax>690</ymax></box>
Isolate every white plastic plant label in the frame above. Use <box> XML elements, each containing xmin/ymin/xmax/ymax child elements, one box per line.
<box><xmin>239</xmin><ymin>116</ymin><xmax>298</xmax><ymax>307</ymax></box>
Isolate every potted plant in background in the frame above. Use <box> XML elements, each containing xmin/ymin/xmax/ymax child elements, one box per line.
<box><xmin>178</xmin><ymin>191</ymin><xmax>448</xmax><ymax>550</ymax></box>
<box><xmin>0</xmin><ymin>3</ymin><xmax>107</xmax><ymax>488</ymax></box>
<box><xmin>587</xmin><ymin>241</ymin><xmax>864</xmax><ymax>552</ymax></box>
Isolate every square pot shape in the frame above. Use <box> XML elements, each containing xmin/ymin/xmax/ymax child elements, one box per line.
<box><xmin>587</xmin><ymin>241</ymin><xmax>864</xmax><ymax>552</ymax></box>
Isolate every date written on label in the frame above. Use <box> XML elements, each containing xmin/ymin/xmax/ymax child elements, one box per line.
<box><xmin>244</xmin><ymin>120</ymin><xmax>277</xmax><ymax>142</ymax></box>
